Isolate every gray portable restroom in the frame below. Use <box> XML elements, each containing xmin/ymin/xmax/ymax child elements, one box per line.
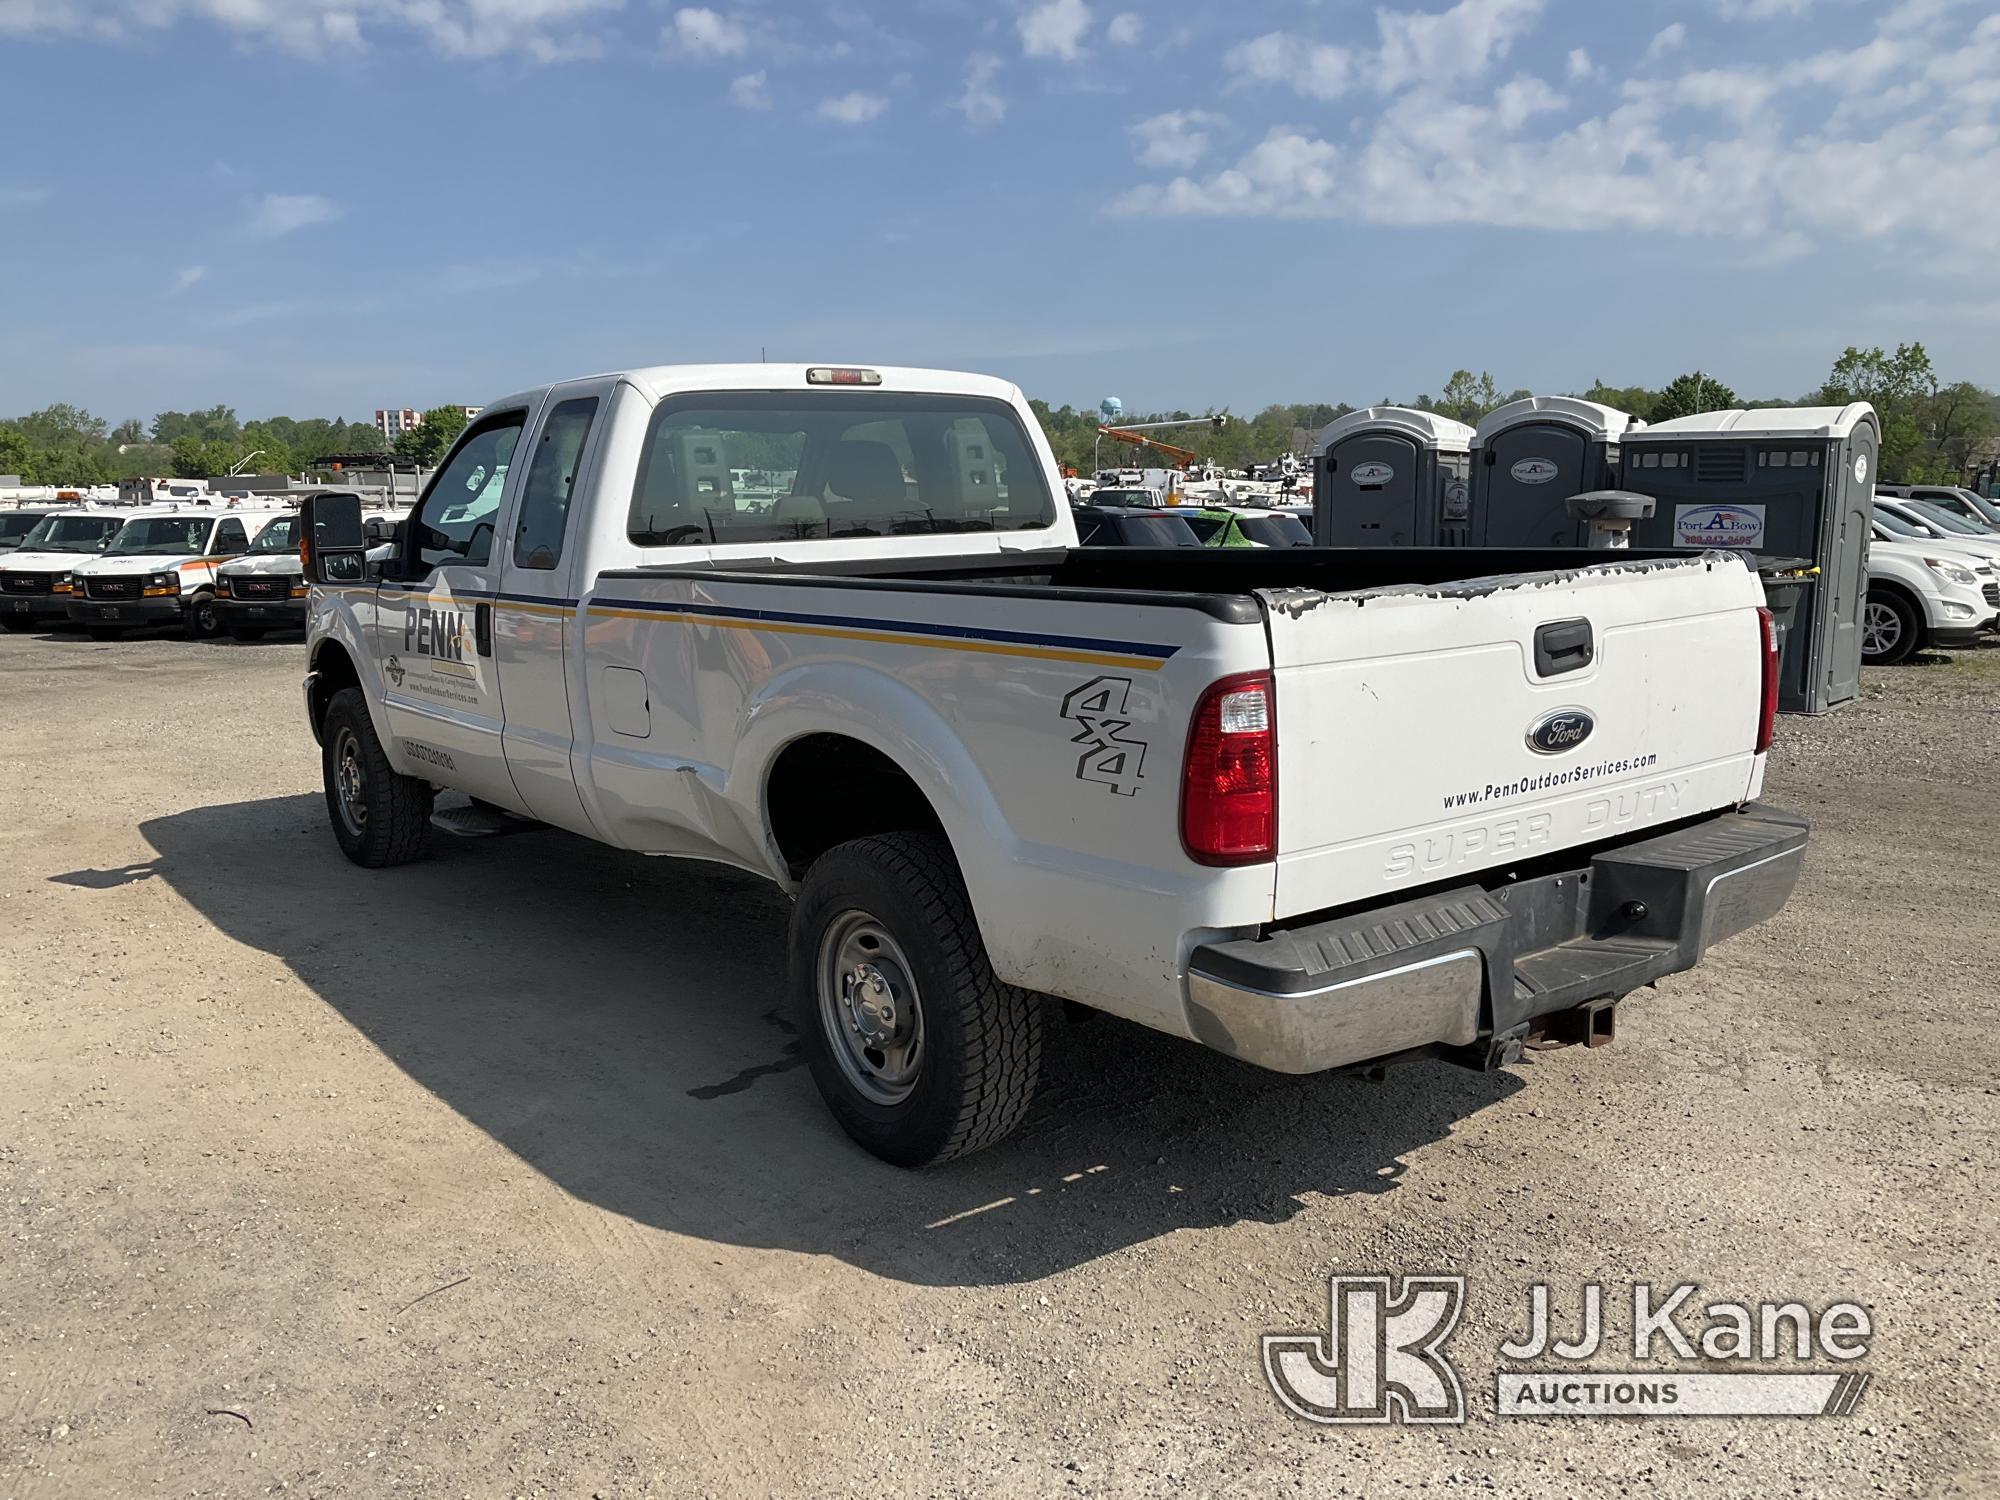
<box><xmin>1312</xmin><ymin>406</ymin><xmax>1475</xmax><ymax>546</ymax></box>
<box><xmin>1470</xmin><ymin>397</ymin><xmax>1643</xmax><ymax>547</ymax></box>
<box><xmin>1620</xmin><ymin>403</ymin><xmax>1878</xmax><ymax>715</ymax></box>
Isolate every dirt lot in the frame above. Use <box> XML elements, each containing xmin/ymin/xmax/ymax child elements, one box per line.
<box><xmin>3</xmin><ymin>625</ymin><xmax>1997</xmax><ymax>1499</ymax></box>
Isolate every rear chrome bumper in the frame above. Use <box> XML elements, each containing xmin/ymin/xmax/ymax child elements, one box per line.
<box><xmin>1184</xmin><ymin>803</ymin><xmax>1809</xmax><ymax>1075</ymax></box>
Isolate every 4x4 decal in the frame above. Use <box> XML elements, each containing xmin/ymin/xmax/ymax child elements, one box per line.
<box><xmin>1060</xmin><ymin>676</ymin><xmax>1149</xmax><ymax>796</ymax></box>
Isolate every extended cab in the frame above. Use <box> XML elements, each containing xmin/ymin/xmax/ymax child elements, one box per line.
<box><xmin>301</xmin><ymin>364</ymin><xmax>1808</xmax><ymax>1165</ymax></box>
<box><xmin>69</xmin><ymin>505</ymin><xmax>289</xmax><ymax>639</ymax></box>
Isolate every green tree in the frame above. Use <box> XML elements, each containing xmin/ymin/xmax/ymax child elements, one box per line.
<box><xmin>1652</xmin><ymin>372</ymin><xmax>1738</xmax><ymax>423</ymax></box>
<box><xmin>1815</xmin><ymin>343</ymin><xmax>1948</xmax><ymax>480</ymax></box>
<box><xmin>394</xmin><ymin>406</ymin><xmax>469</xmax><ymax>466</ymax></box>
<box><xmin>0</xmin><ymin>424</ymin><xmax>32</xmax><ymax>481</ymax></box>
<box><xmin>169</xmin><ymin>434</ymin><xmax>241</xmax><ymax>480</ymax></box>
<box><xmin>1581</xmin><ymin>380</ymin><xmax>1658</xmax><ymax>421</ymax></box>
<box><xmin>1431</xmin><ymin>371</ymin><xmax>1504</xmax><ymax>425</ymax></box>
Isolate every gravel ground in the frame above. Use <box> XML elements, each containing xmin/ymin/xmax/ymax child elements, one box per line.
<box><xmin>2</xmin><ymin>625</ymin><xmax>1996</xmax><ymax>1499</ymax></box>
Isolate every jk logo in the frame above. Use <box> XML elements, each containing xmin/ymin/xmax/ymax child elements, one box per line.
<box><xmin>1263</xmin><ymin>1275</ymin><xmax>1467</xmax><ymax>1425</ymax></box>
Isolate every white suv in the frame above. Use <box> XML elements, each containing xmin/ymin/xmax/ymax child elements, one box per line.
<box><xmin>1864</xmin><ymin>520</ymin><xmax>1999</xmax><ymax>664</ymax></box>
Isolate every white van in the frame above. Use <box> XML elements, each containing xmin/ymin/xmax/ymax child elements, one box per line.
<box><xmin>67</xmin><ymin>505</ymin><xmax>291</xmax><ymax>639</ymax></box>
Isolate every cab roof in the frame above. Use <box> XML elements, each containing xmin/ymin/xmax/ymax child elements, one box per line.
<box><xmin>483</xmin><ymin>363</ymin><xmax>1029</xmax><ymax>412</ymax></box>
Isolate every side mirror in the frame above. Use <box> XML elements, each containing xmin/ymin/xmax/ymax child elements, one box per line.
<box><xmin>301</xmin><ymin>492</ymin><xmax>368</xmax><ymax>584</ymax></box>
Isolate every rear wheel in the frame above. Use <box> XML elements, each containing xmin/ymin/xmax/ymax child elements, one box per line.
<box><xmin>1860</xmin><ymin>592</ymin><xmax>1921</xmax><ymax>666</ymax></box>
<box><xmin>790</xmin><ymin>832</ymin><xmax>1042</xmax><ymax>1166</ymax></box>
<box><xmin>183</xmin><ymin>590</ymin><xmax>222</xmax><ymax>640</ymax></box>
<box><xmin>321</xmin><ymin>687</ymin><xmax>433</xmax><ymax>867</ymax></box>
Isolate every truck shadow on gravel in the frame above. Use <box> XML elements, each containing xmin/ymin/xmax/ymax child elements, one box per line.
<box><xmin>118</xmin><ymin>795</ymin><xmax>1523</xmax><ymax>1287</ymax></box>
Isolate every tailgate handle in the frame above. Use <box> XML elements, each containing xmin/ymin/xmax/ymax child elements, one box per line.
<box><xmin>1534</xmin><ymin>617</ymin><xmax>1594</xmax><ymax>676</ymax></box>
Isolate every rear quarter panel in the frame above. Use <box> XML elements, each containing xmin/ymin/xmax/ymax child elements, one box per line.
<box><xmin>574</xmin><ymin>572</ymin><xmax>1275</xmax><ymax>1034</ymax></box>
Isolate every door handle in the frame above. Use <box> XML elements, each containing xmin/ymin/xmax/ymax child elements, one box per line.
<box><xmin>1533</xmin><ymin>617</ymin><xmax>1594</xmax><ymax>676</ymax></box>
<box><xmin>474</xmin><ymin>601</ymin><xmax>493</xmax><ymax>657</ymax></box>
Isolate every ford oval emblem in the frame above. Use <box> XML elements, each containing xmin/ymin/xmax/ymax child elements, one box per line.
<box><xmin>1527</xmin><ymin>708</ymin><xmax>1594</xmax><ymax>755</ymax></box>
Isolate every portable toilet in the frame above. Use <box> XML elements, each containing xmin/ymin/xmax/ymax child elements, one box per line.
<box><xmin>1470</xmin><ymin>397</ymin><xmax>1643</xmax><ymax>547</ymax></box>
<box><xmin>1312</xmin><ymin>406</ymin><xmax>1475</xmax><ymax>546</ymax></box>
<box><xmin>1618</xmin><ymin>404</ymin><xmax>1877</xmax><ymax>715</ymax></box>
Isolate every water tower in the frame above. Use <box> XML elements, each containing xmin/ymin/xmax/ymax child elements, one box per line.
<box><xmin>1099</xmin><ymin>397</ymin><xmax>1123</xmax><ymax>423</ymax></box>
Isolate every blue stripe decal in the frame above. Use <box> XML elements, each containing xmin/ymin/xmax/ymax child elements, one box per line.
<box><xmin>587</xmin><ymin>595</ymin><xmax>1180</xmax><ymax>660</ymax></box>
<box><xmin>376</xmin><ymin>582</ymin><xmax>1180</xmax><ymax>661</ymax></box>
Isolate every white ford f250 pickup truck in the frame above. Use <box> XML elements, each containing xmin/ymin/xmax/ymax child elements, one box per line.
<box><xmin>300</xmin><ymin>364</ymin><xmax>1807</xmax><ymax>1165</ymax></box>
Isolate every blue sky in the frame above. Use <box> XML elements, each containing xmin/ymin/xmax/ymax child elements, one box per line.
<box><xmin>2</xmin><ymin>0</ymin><xmax>1995</xmax><ymax>425</ymax></box>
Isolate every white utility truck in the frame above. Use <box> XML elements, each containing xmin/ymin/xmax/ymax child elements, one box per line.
<box><xmin>69</xmin><ymin>505</ymin><xmax>291</xmax><ymax>639</ymax></box>
<box><xmin>300</xmin><ymin>364</ymin><xmax>1807</xmax><ymax>1165</ymax></box>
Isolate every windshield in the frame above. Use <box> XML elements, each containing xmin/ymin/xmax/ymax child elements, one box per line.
<box><xmin>1119</xmin><ymin>513</ymin><xmax>1202</xmax><ymax>546</ymax></box>
<box><xmin>1</xmin><ymin>513</ymin><xmax>45</xmax><ymax>544</ymax></box>
<box><xmin>1905</xmin><ymin>499</ymin><xmax>1986</xmax><ymax>536</ymax></box>
<box><xmin>1872</xmin><ymin>506</ymin><xmax>1925</xmax><ymax>537</ymax></box>
<box><xmin>105</xmin><ymin>517</ymin><xmax>212</xmax><ymax>556</ymax></box>
<box><xmin>248</xmin><ymin>515</ymin><xmax>300</xmax><ymax>552</ymax></box>
<box><xmin>1240</xmin><ymin>513</ymin><xmax>1313</xmax><ymax>547</ymax></box>
<box><xmin>628</xmin><ymin>391</ymin><xmax>1058</xmax><ymax>546</ymax></box>
<box><xmin>18</xmin><ymin>514</ymin><xmax>122</xmax><ymax>552</ymax></box>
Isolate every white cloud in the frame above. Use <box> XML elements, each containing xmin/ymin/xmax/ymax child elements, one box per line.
<box><xmin>729</xmin><ymin>69</ymin><xmax>770</xmax><ymax>109</ymax></box>
<box><xmin>249</xmin><ymin>193</ymin><xmax>337</xmax><ymax>237</ymax></box>
<box><xmin>815</xmin><ymin>90</ymin><xmax>887</xmax><ymax>125</ymax></box>
<box><xmin>169</xmin><ymin>265</ymin><xmax>207</xmax><ymax>295</ymax></box>
<box><xmin>665</xmin><ymin>6</ymin><xmax>749</xmax><ymax>60</ymax></box>
<box><xmin>1716</xmin><ymin>0</ymin><xmax>1818</xmax><ymax>17</ymax></box>
<box><xmin>1645</xmin><ymin>23</ymin><xmax>1688</xmax><ymax>61</ymax></box>
<box><xmin>1131</xmin><ymin>109</ymin><xmax>1226</xmax><ymax>169</ymax></box>
<box><xmin>441</xmin><ymin>260</ymin><xmax>541</xmax><ymax>294</ymax></box>
<box><xmin>1566</xmin><ymin>47</ymin><xmax>1595</xmax><ymax>80</ymax></box>
<box><xmin>1226</xmin><ymin>0</ymin><xmax>1543</xmax><ymax>103</ymax></box>
<box><xmin>1116</xmin><ymin>5</ymin><xmax>2000</xmax><ymax>260</ymax></box>
<box><xmin>1105</xmin><ymin>11</ymin><xmax>1140</xmax><ymax>46</ymax></box>
<box><xmin>1493</xmin><ymin>74</ymin><xmax>1563</xmax><ymax>130</ymax></box>
<box><xmin>953</xmin><ymin>52</ymin><xmax>1006</xmax><ymax>129</ymax></box>
<box><xmin>1019</xmin><ymin>0</ymin><xmax>1091</xmax><ymax>62</ymax></box>
<box><xmin>0</xmin><ymin>0</ymin><xmax>623</xmax><ymax>62</ymax></box>
<box><xmin>1225</xmin><ymin>32</ymin><xmax>1352</xmax><ymax>101</ymax></box>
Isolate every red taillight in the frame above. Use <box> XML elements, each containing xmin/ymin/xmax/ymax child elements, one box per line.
<box><xmin>1181</xmin><ymin>670</ymin><xmax>1276</xmax><ymax>866</ymax></box>
<box><xmin>1754</xmin><ymin>606</ymin><xmax>1779</xmax><ymax>753</ymax></box>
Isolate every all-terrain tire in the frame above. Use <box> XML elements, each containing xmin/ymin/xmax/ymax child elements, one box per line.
<box><xmin>791</xmin><ymin>832</ymin><xmax>1042</xmax><ymax>1167</ymax></box>
<box><xmin>321</xmin><ymin>686</ymin><xmax>433</xmax><ymax>867</ymax></box>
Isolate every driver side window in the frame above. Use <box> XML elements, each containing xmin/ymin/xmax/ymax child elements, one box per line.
<box><xmin>412</xmin><ymin>416</ymin><xmax>525</xmax><ymax>574</ymax></box>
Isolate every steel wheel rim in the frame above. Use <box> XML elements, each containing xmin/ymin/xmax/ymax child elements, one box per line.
<box><xmin>333</xmin><ymin>727</ymin><xmax>368</xmax><ymax>836</ymax></box>
<box><xmin>1862</xmin><ymin>600</ymin><xmax>1901</xmax><ymax>656</ymax></box>
<box><xmin>816</xmin><ymin>908</ymin><xmax>925</xmax><ymax>1106</ymax></box>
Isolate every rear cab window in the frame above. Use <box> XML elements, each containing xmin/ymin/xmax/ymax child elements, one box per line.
<box><xmin>627</xmin><ymin>391</ymin><xmax>1055</xmax><ymax>547</ymax></box>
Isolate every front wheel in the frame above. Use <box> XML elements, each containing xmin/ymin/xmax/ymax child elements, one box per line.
<box><xmin>183</xmin><ymin>590</ymin><xmax>222</xmax><ymax>639</ymax></box>
<box><xmin>790</xmin><ymin>832</ymin><xmax>1042</xmax><ymax>1166</ymax></box>
<box><xmin>1860</xmin><ymin>592</ymin><xmax>1921</xmax><ymax>666</ymax></box>
<box><xmin>321</xmin><ymin>687</ymin><xmax>433</xmax><ymax>867</ymax></box>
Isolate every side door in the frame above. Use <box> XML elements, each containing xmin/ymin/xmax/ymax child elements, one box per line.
<box><xmin>371</xmin><ymin>409</ymin><xmax>534</xmax><ymax>814</ymax></box>
<box><xmin>494</xmin><ymin>386</ymin><xmax>610</xmax><ymax>833</ymax></box>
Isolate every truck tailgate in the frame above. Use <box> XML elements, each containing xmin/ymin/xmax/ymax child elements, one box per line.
<box><xmin>1263</xmin><ymin>555</ymin><xmax>1767</xmax><ymax>921</ymax></box>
